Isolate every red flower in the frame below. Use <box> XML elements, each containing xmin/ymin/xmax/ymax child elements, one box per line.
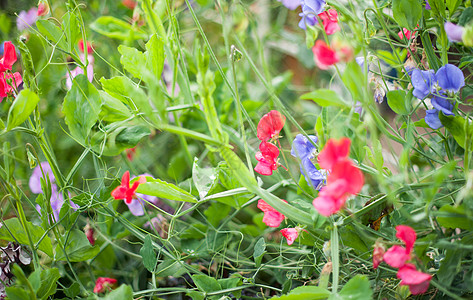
<box><xmin>93</xmin><ymin>277</ymin><xmax>117</xmax><ymax>293</ymax></box>
<box><xmin>111</xmin><ymin>171</ymin><xmax>146</xmax><ymax>204</ymax></box>
<box><xmin>317</xmin><ymin>137</ymin><xmax>351</xmax><ymax>170</ymax></box>
<box><xmin>257</xmin><ymin>110</ymin><xmax>286</xmax><ymax>142</ymax></box>
<box><xmin>312</xmin><ymin>178</ymin><xmax>349</xmax><ymax>216</ymax></box>
<box><xmin>0</xmin><ymin>41</ymin><xmax>17</xmax><ymax>73</ymax></box>
<box><xmin>397</xmin><ymin>263</ymin><xmax>432</xmax><ymax>295</ymax></box>
<box><xmin>328</xmin><ymin>159</ymin><xmax>364</xmax><ymax>194</ymax></box>
<box><xmin>0</xmin><ymin>72</ymin><xmax>22</xmax><ymax>100</ymax></box>
<box><xmin>78</xmin><ymin>39</ymin><xmax>93</xmax><ymax>54</ymax></box>
<box><xmin>280</xmin><ymin>228</ymin><xmax>299</xmax><ymax>245</ymax></box>
<box><xmin>318</xmin><ymin>9</ymin><xmax>340</xmax><ymax>35</ymax></box>
<box><xmin>312</xmin><ymin>40</ymin><xmax>339</xmax><ymax>70</ymax></box>
<box><xmin>383</xmin><ymin>225</ymin><xmax>416</xmax><ymax>268</ymax></box>
<box><xmin>257</xmin><ymin>199</ymin><xmax>287</xmax><ymax>227</ymax></box>
<box><xmin>254</xmin><ymin>141</ymin><xmax>280</xmax><ymax>176</ymax></box>
<box><xmin>122</xmin><ymin>0</ymin><xmax>137</xmax><ymax>9</ymax></box>
<box><xmin>125</xmin><ymin>147</ymin><xmax>136</xmax><ymax>161</ymax></box>
<box><xmin>398</xmin><ymin>28</ymin><xmax>412</xmax><ymax>40</ymax></box>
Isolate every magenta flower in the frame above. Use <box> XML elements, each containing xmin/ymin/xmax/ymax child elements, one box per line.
<box><xmin>280</xmin><ymin>228</ymin><xmax>299</xmax><ymax>245</ymax></box>
<box><xmin>397</xmin><ymin>264</ymin><xmax>432</xmax><ymax>295</ymax></box>
<box><xmin>257</xmin><ymin>199</ymin><xmax>287</xmax><ymax>227</ymax></box>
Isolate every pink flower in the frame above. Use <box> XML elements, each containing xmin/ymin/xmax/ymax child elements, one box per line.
<box><xmin>0</xmin><ymin>72</ymin><xmax>22</xmax><ymax>100</ymax></box>
<box><xmin>257</xmin><ymin>199</ymin><xmax>287</xmax><ymax>227</ymax></box>
<box><xmin>398</xmin><ymin>28</ymin><xmax>412</xmax><ymax>40</ymax></box>
<box><xmin>17</xmin><ymin>7</ymin><xmax>38</xmax><ymax>31</ymax></box>
<box><xmin>312</xmin><ymin>40</ymin><xmax>339</xmax><ymax>70</ymax></box>
<box><xmin>280</xmin><ymin>228</ymin><xmax>299</xmax><ymax>245</ymax></box>
<box><xmin>37</xmin><ymin>0</ymin><xmax>50</xmax><ymax>16</ymax></box>
<box><xmin>78</xmin><ymin>39</ymin><xmax>93</xmax><ymax>54</ymax></box>
<box><xmin>317</xmin><ymin>137</ymin><xmax>351</xmax><ymax>170</ymax></box>
<box><xmin>93</xmin><ymin>277</ymin><xmax>117</xmax><ymax>293</ymax></box>
<box><xmin>122</xmin><ymin>0</ymin><xmax>137</xmax><ymax>9</ymax></box>
<box><xmin>313</xmin><ymin>179</ymin><xmax>349</xmax><ymax>216</ymax></box>
<box><xmin>373</xmin><ymin>242</ymin><xmax>385</xmax><ymax>269</ymax></box>
<box><xmin>254</xmin><ymin>142</ymin><xmax>280</xmax><ymax>176</ymax></box>
<box><xmin>397</xmin><ymin>264</ymin><xmax>432</xmax><ymax>295</ymax></box>
<box><xmin>383</xmin><ymin>225</ymin><xmax>416</xmax><ymax>268</ymax></box>
<box><xmin>318</xmin><ymin>9</ymin><xmax>340</xmax><ymax>35</ymax></box>
<box><xmin>257</xmin><ymin>110</ymin><xmax>286</xmax><ymax>142</ymax></box>
<box><xmin>0</xmin><ymin>41</ymin><xmax>18</xmax><ymax>73</ymax></box>
<box><xmin>85</xmin><ymin>225</ymin><xmax>95</xmax><ymax>246</ymax></box>
<box><xmin>111</xmin><ymin>171</ymin><xmax>146</xmax><ymax>204</ymax></box>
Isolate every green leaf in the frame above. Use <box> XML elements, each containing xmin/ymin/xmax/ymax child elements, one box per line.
<box><xmin>204</xmin><ymin>201</ymin><xmax>231</xmax><ymax>227</ymax></box>
<box><xmin>145</xmin><ymin>34</ymin><xmax>165</xmax><ymax>81</ymax></box>
<box><xmin>459</xmin><ymin>7</ymin><xmax>473</xmax><ymax>26</ymax></box>
<box><xmin>5</xmin><ymin>287</ymin><xmax>30</xmax><ymax>300</ymax></box>
<box><xmin>342</xmin><ymin>61</ymin><xmax>366</xmax><ymax>102</ymax></box>
<box><xmin>446</xmin><ymin>0</ymin><xmax>461</xmax><ymax>14</ymax></box>
<box><xmin>428</xmin><ymin>0</ymin><xmax>446</xmax><ymax>18</ymax></box>
<box><xmin>118</xmin><ymin>45</ymin><xmax>147</xmax><ymax>79</ymax></box>
<box><xmin>62</xmin><ymin>12</ymin><xmax>80</xmax><ymax>53</ymax></box>
<box><xmin>36</xmin><ymin>19</ymin><xmax>67</xmax><ymax>49</ymax></box>
<box><xmin>300</xmin><ymin>89</ymin><xmax>348</xmax><ymax>107</ymax></box>
<box><xmin>140</xmin><ymin>235</ymin><xmax>157</xmax><ymax>272</ymax></box>
<box><xmin>192</xmin><ymin>274</ymin><xmax>221</xmax><ymax>293</ymax></box>
<box><xmin>91</xmin><ymin>16</ymin><xmax>147</xmax><ymax>40</ymax></box>
<box><xmin>99</xmin><ymin>91</ymin><xmax>133</xmax><ymax>122</ymax></box>
<box><xmin>329</xmin><ymin>275</ymin><xmax>372</xmax><ymax>300</ymax></box>
<box><xmin>156</xmin><ymin>259</ymin><xmax>187</xmax><ymax>277</ymax></box>
<box><xmin>136</xmin><ymin>176</ymin><xmax>197</xmax><ymax>202</ymax></box>
<box><xmin>386</xmin><ymin>90</ymin><xmax>410</xmax><ymax>115</ymax></box>
<box><xmin>437</xmin><ymin>249</ymin><xmax>463</xmax><ymax>287</ymax></box>
<box><xmin>193</xmin><ymin>157</ymin><xmax>218</xmax><ymax>199</ymax></box>
<box><xmin>0</xmin><ymin>218</ymin><xmax>53</xmax><ymax>257</ymax></box>
<box><xmin>253</xmin><ymin>237</ymin><xmax>266</xmax><ymax>268</ymax></box>
<box><xmin>392</xmin><ymin>0</ymin><xmax>422</xmax><ymax>30</ymax></box>
<box><xmin>270</xmin><ymin>286</ymin><xmax>330</xmax><ymax>300</ymax></box>
<box><xmin>63</xmin><ymin>74</ymin><xmax>102</xmax><ymax>144</ymax></box>
<box><xmin>439</xmin><ymin>113</ymin><xmax>471</xmax><ymax>149</ymax></box>
<box><xmin>99</xmin><ymin>284</ymin><xmax>133</xmax><ymax>300</ymax></box>
<box><xmin>437</xmin><ymin>204</ymin><xmax>473</xmax><ymax>230</ymax></box>
<box><xmin>36</xmin><ymin>268</ymin><xmax>61</xmax><ymax>300</ymax></box>
<box><xmin>55</xmin><ymin>230</ymin><xmax>100</xmax><ymax>262</ymax></box>
<box><xmin>187</xmin><ymin>291</ymin><xmax>205</xmax><ymax>300</ymax></box>
<box><xmin>7</xmin><ymin>88</ymin><xmax>40</xmax><ymax>130</ymax></box>
<box><xmin>91</xmin><ymin>123</ymin><xmax>150</xmax><ymax>156</ymax></box>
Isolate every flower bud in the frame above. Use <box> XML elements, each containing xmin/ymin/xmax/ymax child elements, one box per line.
<box><xmin>373</xmin><ymin>240</ymin><xmax>386</xmax><ymax>269</ymax></box>
<box><xmin>37</xmin><ymin>0</ymin><xmax>49</xmax><ymax>16</ymax></box>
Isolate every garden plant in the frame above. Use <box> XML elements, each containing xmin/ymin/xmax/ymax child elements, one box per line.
<box><xmin>0</xmin><ymin>0</ymin><xmax>473</xmax><ymax>299</ymax></box>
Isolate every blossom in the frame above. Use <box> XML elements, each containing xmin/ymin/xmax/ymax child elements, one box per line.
<box><xmin>425</xmin><ymin>0</ymin><xmax>431</xmax><ymax>9</ymax></box>
<box><xmin>291</xmin><ymin>134</ymin><xmax>325</xmax><ymax>189</ymax></box>
<box><xmin>84</xmin><ymin>224</ymin><xmax>95</xmax><ymax>245</ymax></box>
<box><xmin>0</xmin><ymin>42</ymin><xmax>17</xmax><ymax>73</ymax></box>
<box><xmin>398</xmin><ymin>28</ymin><xmax>413</xmax><ymax>40</ymax></box>
<box><xmin>280</xmin><ymin>228</ymin><xmax>300</xmax><ymax>245</ymax></box>
<box><xmin>125</xmin><ymin>147</ymin><xmax>136</xmax><ymax>161</ymax></box>
<box><xmin>93</xmin><ymin>277</ymin><xmax>117</xmax><ymax>293</ymax></box>
<box><xmin>126</xmin><ymin>174</ymin><xmax>158</xmax><ymax>216</ymax></box>
<box><xmin>373</xmin><ymin>242</ymin><xmax>385</xmax><ymax>269</ymax></box>
<box><xmin>397</xmin><ymin>264</ymin><xmax>432</xmax><ymax>295</ymax></box>
<box><xmin>444</xmin><ymin>22</ymin><xmax>464</xmax><ymax>43</ymax></box>
<box><xmin>16</xmin><ymin>7</ymin><xmax>38</xmax><ymax>31</ymax></box>
<box><xmin>298</xmin><ymin>0</ymin><xmax>326</xmax><ymax>30</ymax></box>
<box><xmin>65</xmin><ymin>54</ymin><xmax>94</xmax><ymax>90</ymax></box>
<box><xmin>254</xmin><ymin>142</ymin><xmax>280</xmax><ymax>176</ymax></box>
<box><xmin>111</xmin><ymin>171</ymin><xmax>146</xmax><ymax>204</ymax></box>
<box><xmin>300</xmin><ymin>158</ymin><xmax>325</xmax><ymax>189</ymax></box>
<box><xmin>29</xmin><ymin>161</ymin><xmax>55</xmax><ymax>194</ymax></box>
<box><xmin>37</xmin><ymin>0</ymin><xmax>50</xmax><ymax>16</ymax></box>
<box><xmin>0</xmin><ymin>72</ymin><xmax>23</xmax><ymax>100</ymax></box>
<box><xmin>122</xmin><ymin>0</ymin><xmax>137</xmax><ymax>9</ymax></box>
<box><xmin>383</xmin><ymin>225</ymin><xmax>416</xmax><ymax>268</ymax></box>
<box><xmin>317</xmin><ymin>137</ymin><xmax>350</xmax><ymax>170</ymax></box>
<box><xmin>436</xmin><ymin>64</ymin><xmax>465</xmax><ymax>94</ymax></box>
<box><xmin>318</xmin><ymin>9</ymin><xmax>340</xmax><ymax>35</ymax></box>
<box><xmin>312</xmin><ymin>40</ymin><xmax>339</xmax><ymax>70</ymax></box>
<box><xmin>78</xmin><ymin>39</ymin><xmax>93</xmax><ymax>54</ymax></box>
<box><xmin>257</xmin><ymin>110</ymin><xmax>286</xmax><ymax>141</ymax></box>
<box><xmin>313</xmin><ymin>179</ymin><xmax>349</xmax><ymax>216</ymax></box>
<box><xmin>257</xmin><ymin>199</ymin><xmax>287</xmax><ymax>227</ymax></box>
<box><xmin>278</xmin><ymin>0</ymin><xmax>301</xmax><ymax>10</ymax></box>
<box><xmin>411</xmin><ymin>69</ymin><xmax>436</xmax><ymax>99</ymax></box>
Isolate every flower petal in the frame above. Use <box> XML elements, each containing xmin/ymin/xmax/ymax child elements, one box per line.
<box><xmin>257</xmin><ymin>111</ymin><xmax>286</xmax><ymax>141</ymax></box>
<box><xmin>383</xmin><ymin>245</ymin><xmax>410</xmax><ymax>268</ymax></box>
<box><xmin>436</xmin><ymin>63</ymin><xmax>465</xmax><ymax>93</ymax></box>
<box><xmin>395</xmin><ymin>225</ymin><xmax>416</xmax><ymax>254</ymax></box>
<box><xmin>281</xmin><ymin>228</ymin><xmax>299</xmax><ymax>245</ymax></box>
<box><xmin>411</xmin><ymin>69</ymin><xmax>435</xmax><ymax>99</ymax></box>
<box><xmin>329</xmin><ymin>159</ymin><xmax>364</xmax><ymax>194</ymax></box>
<box><xmin>317</xmin><ymin>137</ymin><xmax>351</xmax><ymax>170</ymax></box>
<box><xmin>425</xmin><ymin>109</ymin><xmax>443</xmax><ymax>129</ymax></box>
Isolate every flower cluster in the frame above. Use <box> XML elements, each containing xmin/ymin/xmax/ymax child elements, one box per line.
<box><xmin>374</xmin><ymin>226</ymin><xmax>432</xmax><ymax>295</ymax></box>
<box><xmin>291</xmin><ymin>134</ymin><xmax>324</xmax><ymax>190</ymax></box>
<box><xmin>410</xmin><ymin>64</ymin><xmax>464</xmax><ymax>129</ymax></box>
<box><xmin>30</xmin><ymin>162</ymin><xmax>79</xmax><ymax>222</ymax></box>
<box><xmin>0</xmin><ymin>42</ymin><xmax>22</xmax><ymax>101</ymax></box>
<box><xmin>254</xmin><ymin>110</ymin><xmax>286</xmax><ymax>176</ymax></box>
<box><xmin>312</xmin><ymin>138</ymin><xmax>364</xmax><ymax>216</ymax></box>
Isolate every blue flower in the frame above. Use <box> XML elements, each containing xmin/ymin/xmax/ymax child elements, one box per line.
<box><xmin>436</xmin><ymin>64</ymin><xmax>465</xmax><ymax>93</ymax></box>
<box><xmin>291</xmin><ymin>134</ymin><xmax>325</xmax><ymax>190</ymax></box>
<box><xmin>298</xmin><ymin>0</ymin><xmax>326</xmax><ymax>30</ymax></box>
<box><xmin>411</xmin><ymin>69</ymin><xmax>436</xmax><ymax>99</ymax></box>
<box><xmin>425</xmin><ymin>109</ymin><xmax>443</xmax><ymax>129</ymax></box>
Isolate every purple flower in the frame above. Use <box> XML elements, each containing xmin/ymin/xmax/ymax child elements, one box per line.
<box><xmin>29</xmin><ymin>162</ymin><xmax>55</xmax><ymax>194</ymax></box>
<box><xmin>436</xmin><ymin>63</ymin><xmax>465</xmax><ymax>93</ymax></box>
<box><xmin>16</xmin><ymin>7</ymin><xmax>38</xmax><ymax>31</ymax></box>
<box><xmin>431</xmin><ymin>93</ymin><xmax>454</xmax><ymax>116</ymax></box>
<box><xmin>425</xmin><ymin>0</ymin><xmax>431</xmax><ymax>9</ymax></box>
<box><xmin>36</xmin><ymin>184</ymin><xmax>78</xmax><ymax>222</ymax></box>
<box><xmin>444</xmin><ymin>22</ymin><xmax>464</xmax><ymax>43</ymax></box>
<box><xmin>291</xmin><ymin>134</ymin><xmax>325</xmax><ymax>190</ymax></box>
<box><xmin>298</xmin><ymin>0</ymin><xmax>326</xmax><ymax>30</ymax></box>
<box><xmin>411</xmin><ymin>69</ymin><xmax>436</xmax><ymax>99</ymax></box>
<box><xmin>278</xmin><ymin>0</ymin><xmax>301</xmax><ymax>10</ymax></box>
<box><xmin>425</xmin><ymin>109</ymin><xmax>443</xmax><ymax>129</ymax></box>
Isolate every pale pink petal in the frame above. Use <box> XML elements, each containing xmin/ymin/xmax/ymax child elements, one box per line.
<box><xmin>262</xmin><ymin>211</ymin><xmax>285</xmax><ymax>227</ymax></box>
<box><xmin>281</xmin><ymin>228</ymin><xmax>299</xmax><ymax>245</ymax></box>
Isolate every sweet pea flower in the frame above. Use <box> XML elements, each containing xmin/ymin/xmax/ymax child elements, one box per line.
<box><xmin>93</xmin><ymin>277</ymin><xmax>117</xmax><ymax>293</ymax></box>
<box><xmin>29</xmin><ymin>162</ymin><xmax>55</xmax><ymax>194</ymax></box>
<box><xmin>444</xmin><ymin>22</ymin><xmax>464</xmax><ymax>43</ymax></box>
<box><xmin>373</xmin><ymin>241</ymin><xmax>385</xmax><ymax>269</ymax></box>
<box><xmin>397</xmin><ymin>264</ymin><xmax>432</xmax><ymax>295</ymax></box>
<box><xmin>257</xmin><ymin>199</ymin><xmax>287</xmax><ymax>227</ymax></box>
<box><xmin>126</xmin><ymin>174</ymin><xmax>158</xmax><ymax>216</ymax></box>
<box><xmin>122</xmin><ymin>0</ymin><xmax>137</xmax><ymax>9</ymax></box>
<box><xmin>291</xmin><ymin>134</ymin><xmax>325</xmax><ymax>190</ymax></box>
<box><xmin>255</xmin><ymin>141</ymin><xmax>280</xmax><ymax>176</ymax></box>
<box><xmin>278</xmin><ymin>0</ymin><xmax>301</xmax><ymax>10</ymax></box>
<box><xmin>319</xmin><ymin>9</ymin><xmax>340</xmax><ymax>35</ymax></box>
<box><xmin>317</xmin><ymin>137</ymin><xmax>351</xmax><ymax>170</ymax></box>
<box><xmin>0</xmin><ymin>42</ymin><xmax>17</xmax><ymax>73</ymax></box>
<box><xmin>411</xmin><ymin>69</ymin><xmax>436</xmax><ymax>99</ymax></box>
<box><xmin>0</xmin><ymin>72</ymin><xmax>22</xmax><ymax>100</ymax></box>
<box><xmin>37</xmin><ymin>0</ymin><xmax>50</xmax><ymax>16</ymax></box>
<box><xmin>312</xmin><ymin>40</ymin><xmax>339</xmax><ymax>70</ymax></box>
<box><xmin>436</xmin><ymin>64</ymin><xmax>465</xmax><ymax>94</ymax></box>
<box><xmin>383</xmin><ymin>225</ymin><xmax>416</xmax><ymax>268</ymax></box>
<box><xmin>16</xmin><ymin>7</ymin><xmax>38</xmax><ymax>31</ymax></box>
<box><xmin>111</xmin><ymin>171</ymin><xmax>146</xmax><ymax>204</ymax></box>
<box><xmin>298</xmin><ymin>0</ymin><xmax>326</xmax><ymax>30</ymax></box>
<box><xmin>257</xmin><ymin>110</ymin><xmax>286</xmax><ymax>142</ymax></box>
<box><xmin>398</xmin><ymin>28</ymin><xmax>413</xmax><ymax>40</ymax></box>
<box><xmin>425</xmin><ymin>0</ymin><xmax>431</xmax><ymax>9</ymax></box>
<box><xmin>280</xmin><ymin>227</ymin><xmax>300</xmax><ymax>245</ymax></box>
